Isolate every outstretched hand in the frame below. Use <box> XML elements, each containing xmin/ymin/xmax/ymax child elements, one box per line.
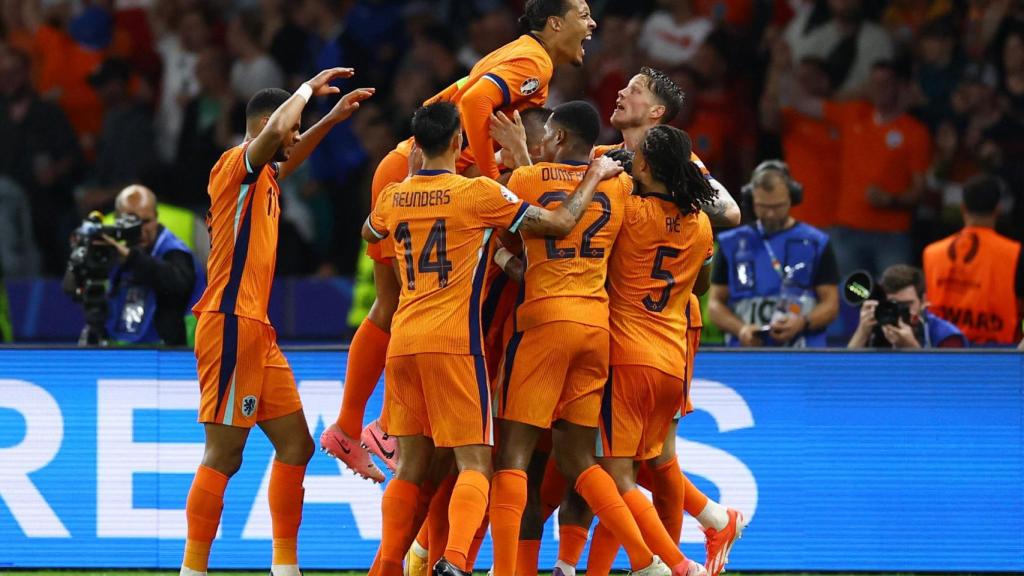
<box><xmin>305</xmin><ymin>67</ymin><xmax>355</xmax><ymax>96</ymax></box>
<box><xmin>326</xmin><ymin>87</ymin><xmax>376</xmax><ymax>124</ymax></box>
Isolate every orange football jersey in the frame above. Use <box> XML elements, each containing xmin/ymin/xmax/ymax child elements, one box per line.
<box><xmin>368</xmin><ymin>170</ymin><xmax>531</xmax><ymax>357</ymax></box>
<box><xmin>608</xmin><ymin>196</ymin><xmax>713</xmax><ymax>376</ymax></box>
<box><xmin>193</xmin><ymin>143</ymin><xmax>282</xmax><ymax>323</ymax></box>
<box><xmin>507</xmin><ymin>162</ymin><xmax>631</xmax><ymax>332</ymax></box>
<box><xmin>390</xmin><ymin>34</ymin><xmax>554</xmax><ymax>177</ymax></box>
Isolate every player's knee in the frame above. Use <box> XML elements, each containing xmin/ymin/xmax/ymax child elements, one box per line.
<box><xmin>202</xmin><ymin>447</ymin><xmax>244</xmax><ymax>477</ymax></box>
<box><xmin>366</xmin><ymin>299</ymin><xmax>397</xmax><ymax>332</ymax></box>
<box><xmin>276</xmin><ymin>433</ymin><xmax>315</xmax><ymax>466</ymax></box>
<box><xmin>553</xmin><ymin>446</ymin><xmax>593</xmax><ymax>484</ymax></box>
<box><xmin>453</xmin><ymin>445</ymin><xmax>493</xmax><ymax>478</ymax></box>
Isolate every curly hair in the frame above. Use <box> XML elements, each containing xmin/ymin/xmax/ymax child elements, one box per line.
<box><xmin>640</xmin><ymin>125</ymin><xmax>717</xmax><ymax>215</ymax></box>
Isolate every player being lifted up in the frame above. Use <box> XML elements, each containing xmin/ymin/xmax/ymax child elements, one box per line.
<box><xmin>362</xmin><ymin>101</ymin><xmax>623</xmax><ymax>576</ymax></box>
<box><xmin>182</xmin><ymin>69</ymin><xmax>372</xmax><ymax>576</ymax></box>
<box><xmin>322</xmin><ymin>0</ymin><xmax>599</xmax><ymax>482</ymax></box>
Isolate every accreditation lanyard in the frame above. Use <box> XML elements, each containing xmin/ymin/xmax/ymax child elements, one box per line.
<box><xmin>756</xmin><ymin>221</ymin><xmax>785</xmax><ymax>279</ymax></box>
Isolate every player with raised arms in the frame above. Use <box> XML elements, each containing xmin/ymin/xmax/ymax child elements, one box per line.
<box><xmin>321</xmin><ymin>0</ymin><xmax>599</xmax><ymax>483</ymax></box>
<box><xmin>181</xmin><ymin>69</ymin><xmax>372</xmax><ymax>576</ymax></box>
<box><xmin>362</xmin><ymin>101</ymin><xmax>623</xmax><ymax>576</ymax></box>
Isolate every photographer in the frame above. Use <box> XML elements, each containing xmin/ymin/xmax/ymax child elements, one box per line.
<box><xmin>78</xmin><ymin>185</ymin><xmax>198</xmax><ymax>345</ymax></box>
<box><xmin>708</xmin><ymin>160</ymin><xmax>840</xmax><ymax>347</ymax></box>
<box><xmin>848</xmin><ymin>265</ymin><xmax>966</xmax><ymax>349</ymax></box>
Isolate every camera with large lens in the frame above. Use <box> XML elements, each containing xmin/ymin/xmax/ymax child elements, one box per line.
<box><xmin>63</xmin><ymin>211</ymin><xmax>144</xmax><ymax>345</ymax></box>
<box><xmin>842</xmin><ymin>270</ymin><xmax>912</xmax><ymax>327</ymax></box>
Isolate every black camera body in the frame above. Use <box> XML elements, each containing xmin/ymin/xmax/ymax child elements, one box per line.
<box><xmin>64</xmin><ymin>211</ymin><xmax>143</xmax><ymax>345</ymax></box>
<box><xmin>842</xmin><ymin>270</ymin><xmax>912</xmax><ymax>327</ymax></box>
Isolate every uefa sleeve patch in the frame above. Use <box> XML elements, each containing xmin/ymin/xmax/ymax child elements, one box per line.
<box><xmin>500</xmin><ymin>185</ymin><xmax>521</xmax><ymax>203</ymax></box>
<box><xmin>520</xmin><ymin>78</ymin><xmax>541</xmax><ymax>95</ymax></box>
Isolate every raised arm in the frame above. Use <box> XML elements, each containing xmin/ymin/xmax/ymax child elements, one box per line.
<box><xmin>278</xmin><ymin>86</ymin><xmax>375</xmax><ymax>180</ymax></box>
<box><xmin>700</xmin><ymin>179</ymin><xmax>741</xmax><ymax>228</ymax></box>
<box><xmin>246</xmin><ymin>67</ymin><xmax>354</xmax><ymax>172</ymax></box>
<box><xmin>515</xmin><ymin>156</ymin><xmax>623</xmax><ymax>237</ymax></box>
<box><xmin>490</xmin><ymin>110</ymin><xmax>532</xmax><ymax>170</ymax></box>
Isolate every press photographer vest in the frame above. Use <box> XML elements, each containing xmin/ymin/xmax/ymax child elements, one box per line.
<box><xmin>106</xmin><ymin>227</ymin><xmax>199</xmax><ymax>344</ymax></box>
<box><xmin>923</xmin><ymin>226</ymin><xmax>1021</xmax><ymax>345</ymax></box>
<box><xmin>717</xmin><ymin>221</ymin><xmax>831</xmax><ymax>347</ymax></box>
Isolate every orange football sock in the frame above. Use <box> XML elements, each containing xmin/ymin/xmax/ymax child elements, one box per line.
<box><xmin>489</xmin><ymin>469</ymin><xmax>528</xmax><ymax>576</ymax></box>
<box><xmin>336</xmin><ymin>318</ymin><xmax>390</xmax><ymax>438</ymax></box>
<box><xmin>623</xmin><ymin>489</ymin><xmax>684</xmax><ymax>566</ymax></box>
<box><xmin>540</xmin><ymin>457</ymin><xmax>567</xmax><ymax>522</ymax></box>
<box><xmin>558</xmin><ymin>524</ymin><xmax>589</xmax><ymax>566</ymax></box>
<box><xmin>368</xmin><ymin>548</ymin><xmax>381</xmax><ymax>576</ymax></box>
<box><xmin>517</xmin><ymin>539</ymin><xmax>541</xmax><ymax>576</ymax></box>
<box><xmin>467</xmin><ymin>513</ymin><xmax>489</xmax><ymax>570</ymax></box>
<box><xmin>575</xmin><ymin>465</ymin><xmax>653</xmax><ymax>571</ymax></box>
<box><xmin>428</xmin><ymin>475</ymin><xmax>456</xmax><ymax>568</ymax></box>
<box><xmin>682</xmin><ymin>473</ymin><xmax>709</xmax><ymax>518</ymax></box>
<box><xmin>269</xmin><ymin>460</ymin><xmax>306</xmax><ymax>566</ymax></box>
<box><xmin>444</xmin><ymin>470</ymin><xmax>490</xmax><ymax>571</ymax></box>
<box><xmin>380</xmin><ymin>479</ymin><xmax>420</xmax><ymax>576</ymax></box>
<box><xmin>183</xmin><ymin>465</ymin><xmax>229</xmax><ymax>572</ymax></box>
<box><xmin>650</xmin><ymin>458</ymin><xmax>684</xmax><ymax>542</ymax></box>
<box><xmin>585</xmin><ymin>522</ymin><xmax>619</xmax><ymax>576</ymax></box>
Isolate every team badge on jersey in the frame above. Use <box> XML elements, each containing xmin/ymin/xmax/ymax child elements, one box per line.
<box><xmin>520</xmin><ymin>77</ymin><xmax>541</xmax><ymax>95</ymax></box>
<box><xmin>500</xmin><ymin>186</ymin><xmax>521</xmax><ymax>203</ymax></box>
<box><xmin>241</xmin><ymin>395</ymin><xmax>258</xmax><ymax>418</ymax></box>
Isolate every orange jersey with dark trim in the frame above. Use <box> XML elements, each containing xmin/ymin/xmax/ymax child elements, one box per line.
<box><xmin>608</xmin><ymin>196</ymin><xmax>713</xmax><ymax>375</ymax></box>
<box><xmin>368</xmin><ymin>170</ymin><xmax>531</xmax><ymax>357</ymax></box>
<box><xmin>507</xmin><ymin>162</ymin><xmax>631</xmax><ymax>332</ymax></box>
<box><xmin>391</xmin><ymin>34</ymin><xmax>554</xmax><ymax>177</ymax></box>
<box><xmin>685</xmin><ymin>292</ymin><xmax>703</xmax><ymax>330</ymax></box>
<box><xmin>193</xmin><ymin>143</ymin><xmax>282</xmax><ymax>323</ymax></box>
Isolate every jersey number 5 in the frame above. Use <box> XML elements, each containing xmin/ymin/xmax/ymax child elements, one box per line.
<box><xmin>643</xmin><ymin>246</ymin><xmax>682</xmax><ymax>312</ymax></box>
<box><xmin>395</xmin><ymin>219</ymin><xmax>453</xmax><ymax>290</ymax></box>
<box><xmin>538</xmin><ymin>191</ymin><xmax>611</xmax><ymax>259</ymax></box>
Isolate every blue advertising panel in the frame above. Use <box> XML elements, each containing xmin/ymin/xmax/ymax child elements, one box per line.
<box><xmin>0</xmin><ymin>349</ymin><xmax>1021</xmax><ymax>571</ymax></box>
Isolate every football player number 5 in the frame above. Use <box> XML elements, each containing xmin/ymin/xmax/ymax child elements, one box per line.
<box><xmin>643</xmin><ymin>246</ymin><xmax>681</xmax><ymax>312</ymax></box>
<box><xmin>394</xmin><ymin>219</ymin><xmax>453</xmax><ymax>290</ymax></box>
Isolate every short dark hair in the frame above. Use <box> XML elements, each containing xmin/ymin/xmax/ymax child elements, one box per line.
<box><xmin>246</xmin><ymin>88</ymin><xmax>291</xmax><ymax>121</ymax></box>
<box><xmin>879</xmin><ymin>264</ymin><xmax>925</xmax><ymax>298</ymax></box>
<box><xmin>518</xmin><ymin>0</ymin><xmax>570</xmax><ymax>33</ymax></box>
<box><xmin>412</xmin><ymin>102</ymin><xmax>462</xmax><ymax>157</ymax></box>
<box><xmin>550</xmin><ymin>100</ymin><xmax>601</xmax><ymax>150</ymax></box>
<box><xmin>640</xmin><ymin>66</ymin><xmax>685</xmax><ymax>124</ymax></box>
<box><xmin>962</xmin><ymin>174</ymin><xmax>1003</xmax><ymax>215</ymax></box>
<box><xmin>520</xmin><ymin>106</ymin><xmax>553</xmax><ymax>130</ymax></box>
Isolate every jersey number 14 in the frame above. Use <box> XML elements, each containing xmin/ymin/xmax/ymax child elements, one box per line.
<box><xmin>395</xmin><ymin>219</ymin><xmax>453</xmax><ymax>290</ymax></box>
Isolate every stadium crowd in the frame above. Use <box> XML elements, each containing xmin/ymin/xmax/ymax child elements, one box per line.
<box><xmin>1</xmin><ymin>0</ymin><xmax>1022</xmax><ymax>346</ymax></box>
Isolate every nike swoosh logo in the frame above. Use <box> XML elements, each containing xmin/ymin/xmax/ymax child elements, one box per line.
<box><xmin>371</xmin><ymin>434</ymin><xmax>395</xmax><ymax>460</ymax></box>
<box><xmin>339</xmin><ymin>441</ymin><xmax>351</xmax><ymax>454</ymax></box>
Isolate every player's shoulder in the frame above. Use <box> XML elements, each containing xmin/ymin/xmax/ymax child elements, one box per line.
<box><xmin>592</xmin><ymin>143</ymin><xmax>624</xmax><ymax>159</ymax></box>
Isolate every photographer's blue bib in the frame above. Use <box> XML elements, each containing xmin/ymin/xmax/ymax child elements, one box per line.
<box><xmin>717</xmin><ymin>221</ymin><xmax>831</xmax><ymax>347</ymax></box>
<box><xmin>106</xmin><ymin>228</ymin><xmax>200</xmax><ymax>344</ymax></box>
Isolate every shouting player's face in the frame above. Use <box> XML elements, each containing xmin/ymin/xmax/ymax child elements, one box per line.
<box><xmin>558</xmin><ymin>0</ymin><xmax>596</xmax><ymax>67</ymax></box>
<box><xmin>275</xmin><ymin>120</ymin><xmax>302</xmax><ymax>162</ymax></box>
<box><xmin>611</xmin><ymin>74</ymin><xmax>659</xmax><ymax>130</ymax></box>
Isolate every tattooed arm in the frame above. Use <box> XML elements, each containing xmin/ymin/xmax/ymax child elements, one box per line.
<box><xmin>700</xmin><ymin>178</ymin><xmax>741</xmax><ymax>228</ymax></box>
<box><xmin>515</xmin><ymin>155</ymin><xmax>623</xmax><ymax>237</ymax></box>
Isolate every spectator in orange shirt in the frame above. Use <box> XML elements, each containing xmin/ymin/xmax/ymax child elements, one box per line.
<box><xmin>762</xmin><ymin>39</ymin><xmax>841</xmax><ymax>230</ymax></box>
<box><xmin>784</xmin><ymin>59</ymin><xmax>932</xmax><ymax>277</ymax></box>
